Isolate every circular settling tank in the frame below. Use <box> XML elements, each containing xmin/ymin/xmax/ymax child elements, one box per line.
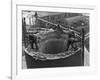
<box><xmin>39</xmin><ymin>32</ymin><xmax>68</xmax><ymax>54</ymax></box>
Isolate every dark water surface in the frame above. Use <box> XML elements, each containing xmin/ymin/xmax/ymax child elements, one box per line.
<box><xmin>41</xmin><ymin>39</ymin><xmax>68</xmax><ymax>54</ymax></box>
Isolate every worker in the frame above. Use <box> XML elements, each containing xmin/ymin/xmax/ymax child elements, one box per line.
<box><xmin>67</xmin><ymin>31</ymin><xmax>78</xmax><ymax>51</ymax></box>
<box><xmin>29</xmin><ymin>34</ymin><xmax>38</xmax><ymax>51</ymax></box>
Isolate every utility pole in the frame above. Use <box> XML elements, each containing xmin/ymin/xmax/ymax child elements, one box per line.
<box><xmin>81</xmin><ymin>28</ymin><xmax>84</xmax><ymax>66</ymax></box>
<box><xmin>34</xmin><ymin>12</ymin><xmax>38</xmax><ymax>27</ymax></box>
